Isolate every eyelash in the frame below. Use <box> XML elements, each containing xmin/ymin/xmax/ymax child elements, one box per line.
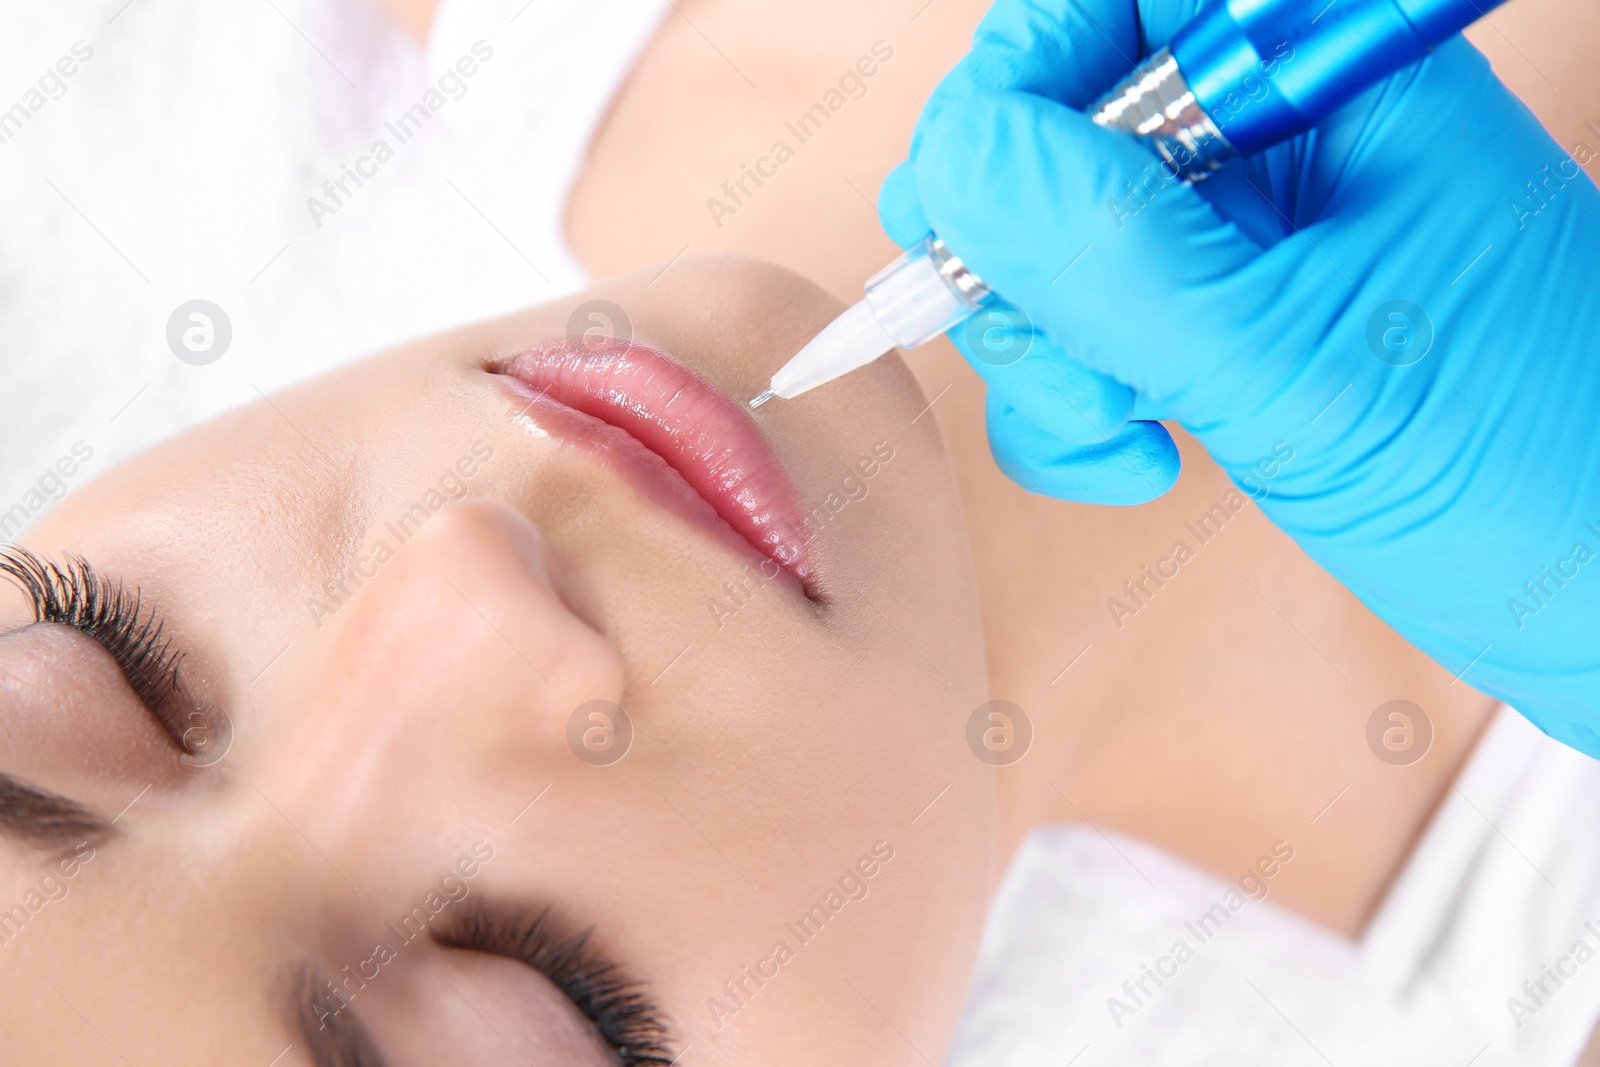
<box><xmin>3</xmin><ymin>551</ymin><xmax>672</xmax><ymax>1061</ymax></box>
<box><xmin>441</xmin><ymin>905</ymin><xmax>676</xmax><ymax>1066</ymax></box>
<box><xmin>0</xmin><ymin>546</ymin><xmax>192</xmax><ymax>748</ymax></box>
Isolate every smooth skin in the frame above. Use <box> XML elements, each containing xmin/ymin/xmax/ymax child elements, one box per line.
<box><xmin>564</xmin><ymin>0</ymin><xmax>1600</xmax><ymax>1057</ymax></box>
<box><xmin>566</xmin><ymin>0</ymin><xmax>1598</xmax><ymax>936</ymax></box>
<box><xmin>884</xmin><ymin>0</ymin><xmax>1600</xmax><ymax>737</ymax></box>
<box><xmin>7</xmin><ymin>0</ymin><xmax>1590</xmax><ymax>1061</ymax></box>
<box><xmin>0</xmin><ymin>260</ymin><xmax>995</xmax><ymax>1065</ymax></box>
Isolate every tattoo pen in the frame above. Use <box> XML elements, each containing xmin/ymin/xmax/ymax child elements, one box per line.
<box><xmin>749</xmin><ymin>0</ymin><xmax>1510</xmax><ymax>409</ymax></box>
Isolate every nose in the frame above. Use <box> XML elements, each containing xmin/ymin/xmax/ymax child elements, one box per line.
<box><xmin>254</xmin><ymin>499</ymin><xmax>623</xmax><ymax>883</ymax></box>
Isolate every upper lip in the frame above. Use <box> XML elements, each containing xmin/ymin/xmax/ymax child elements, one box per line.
<box><xmin>493</xmin><ymin>338</ymin><xmax>815</xmax><ymax>585</ymax></box>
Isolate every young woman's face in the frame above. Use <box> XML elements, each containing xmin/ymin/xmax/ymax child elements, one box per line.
<box><xmin>0</xmin><ymin>257</ymin><xmax>995</xmax><ymax>1065</ymax></box>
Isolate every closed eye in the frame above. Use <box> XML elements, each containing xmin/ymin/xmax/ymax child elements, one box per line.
<box><xmin>291</xmin><ymin>903</ymin><xmax>677</xmax><ymax>1067</ymax></box>
<box><xmin>0</xmin><ymin>546</ymin><xmax>222</xmax><ymax>758</ymax></box>
<box><xmin>434</xmin><ymin>902</ymin><xmax>677</xmax><ymax>1066</ymax></box>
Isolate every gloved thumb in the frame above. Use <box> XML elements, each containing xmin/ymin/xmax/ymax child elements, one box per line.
<box><xmin>912</xmin><ymin>87</ymin><xmax>1279</xmax><ymax>414</ymax></box>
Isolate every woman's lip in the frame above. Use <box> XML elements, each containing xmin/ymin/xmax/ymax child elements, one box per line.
<box><xmin>494</xmin><ymin>338</ymin><xmax>815</xmax><ymax>585</ymax></box>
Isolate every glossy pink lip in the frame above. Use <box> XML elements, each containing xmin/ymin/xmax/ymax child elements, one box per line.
<box><xmin>495</xmin><ymin>338</ymin><xmax>814</xmax><ymax>584</ymax></box>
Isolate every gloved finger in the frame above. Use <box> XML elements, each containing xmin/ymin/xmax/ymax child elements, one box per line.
<box><xmin>886</xmin><ymin>156</ymin><xmax>1151</xmax><ymax>443</ymax></box>
<box><xmin>915</xmin><ymin>0</ymin><xmax>1200</xmax><ymax>145</ymax></box>
<box><xmin>986</xmin><ymin>392</ymin><xmax>1180</xmax><ymax>505</ymax></box>
<box><xmin>878</xmin><ymin>161</ymin><xmax>932</xmax><ymax>251</ymax></box>
<box><xmin>918</xmin><ymin>0</ymin><xmax>1295</xmax><ymax>250</ymax></box>
<box><xmin>914</xmin><ymin>88</ymin><xmax>1281</xmax><ymax>409</ymax></box>
<box><xmin>948</xmin><ymin>297</ymin><xmax>1137</xmax><ymax>446</ymax></box>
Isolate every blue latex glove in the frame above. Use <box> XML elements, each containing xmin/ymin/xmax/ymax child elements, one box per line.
<box><xmin>881</xmin><ymin>0</ymin><xmax>1600</xmax><ymax>750</ymax></box>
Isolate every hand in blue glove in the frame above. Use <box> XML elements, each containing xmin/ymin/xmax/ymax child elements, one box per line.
<box><xmin>881</xmin><ymin>0</ymin><xmax>1600</xmax><ymax>750</ymax></box>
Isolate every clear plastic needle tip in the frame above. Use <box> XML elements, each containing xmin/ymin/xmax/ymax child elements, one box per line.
<box><xmin>749</xmin><ymin>388</ymin><xmax>776</xmax><ymax>409</ymax></box>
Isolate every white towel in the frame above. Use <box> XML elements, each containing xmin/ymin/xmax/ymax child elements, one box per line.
<box><xmin>0</xmin><ymin>0</ymin><xmax>667</xmax><ymax>530</ymax></box>
<box><xmin>948</xmin><ymin>707</ymin><xmax>1600</xmax><ymax>1066</ymax></box>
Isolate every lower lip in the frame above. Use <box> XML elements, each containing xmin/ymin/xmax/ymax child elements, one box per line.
<box><xmin>494</xmin><ymin>339</ymin><xmax>814</xmax><ymax>585</ymax></box>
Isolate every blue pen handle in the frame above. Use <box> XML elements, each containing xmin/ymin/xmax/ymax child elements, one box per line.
<box><xmin>751</xmin><ymin>0</ymin><xmax>1516</xmax><ymax>407</ymax></box>
<box><xmin>1094</xmin><ymin>0</ymin><xmax>1512</xmax><ymax>177</ymax></box>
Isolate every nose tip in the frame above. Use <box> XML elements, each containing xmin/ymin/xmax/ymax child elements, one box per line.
<box><xmin>260</xmin><ymin>498</ymin><xmax>624</xmax><ymax>860</ymax></box>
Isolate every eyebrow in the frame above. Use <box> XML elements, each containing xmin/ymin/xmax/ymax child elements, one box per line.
<box><xmin>0</xmin><ymin>772</ymin><xmax>112</xmax><ymax>850</ymax></box>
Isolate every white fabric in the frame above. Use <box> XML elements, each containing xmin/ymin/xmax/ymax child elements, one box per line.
<box><xmin>11</xmin><ymin>11</ymin><xmax>1600</xmax><ymax>1065</ymax></box>
<box><xmin>949</xmin><ymin>706</ymin><xmax>1600</xmax><ymax>1066</ymax></box>
<box><xmin>0</xmin><ymin>0</ymin><xmax>666</xmax><ymax>520</ymax></box>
